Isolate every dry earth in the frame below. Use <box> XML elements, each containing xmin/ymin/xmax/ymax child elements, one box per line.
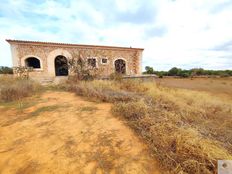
<box><xmin>0</xmin><ymin>91</ymin><xmax>160</xmax><ymax>174</ymax></box>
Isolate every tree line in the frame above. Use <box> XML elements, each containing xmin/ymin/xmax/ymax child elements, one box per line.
<box><xmin>1</xmin><ymin>65</ymin><xmax>232</xmax><ymax>78</ymax></box>
<box><xmin>144</xmin><ymin>66</ymin><xmax>232</xmax><ymax>78</ymax></box>
<box><xmin>0</xmin><ymin>66</ymin><xmax>13</xmax><ymax>74</ymax></box>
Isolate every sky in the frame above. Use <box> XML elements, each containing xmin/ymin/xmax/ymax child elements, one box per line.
<box><xmin>0</xmin><ymin>0</ymin><xmax>232</xmax><ymax>70</ymax></box>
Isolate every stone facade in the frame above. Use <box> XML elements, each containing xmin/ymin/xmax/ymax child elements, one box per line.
<box><xmin>6</xmin><ymin>40</ymin><xmax>143</xmax><ymax>78</ymax></box>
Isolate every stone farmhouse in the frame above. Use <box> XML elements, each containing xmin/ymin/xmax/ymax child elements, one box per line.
<box><xmin>6</xmin><ymin>40</ymin><xmax>143</xmax><ymax>79</ymax></box>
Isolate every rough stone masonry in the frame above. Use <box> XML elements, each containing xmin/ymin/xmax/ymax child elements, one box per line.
<box><xmin>6</xmin><ymin>39</ymin><xmax>143</xmax><ymax>78</ymax></box>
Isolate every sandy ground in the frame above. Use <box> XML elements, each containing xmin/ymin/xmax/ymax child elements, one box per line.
<box><xmin>0</xmin><ymin>91</ymin><xmax>160</xmax><ymax>174</ymax></box>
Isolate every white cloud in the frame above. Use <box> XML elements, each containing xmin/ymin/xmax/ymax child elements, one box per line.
<box><xmin>0</xmin><ymin>0</ymin><xmax>232</xmax><ymax>70</ymax></box>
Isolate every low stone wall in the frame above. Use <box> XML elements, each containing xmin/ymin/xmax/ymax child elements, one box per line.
<box><xmin>102</xmin><ymin>74</ymin><xmax>158</xmax><ymax>81</ymax></box>
<box><xmin>0</xmin><ymin>74</ymin><xmax>14</xmax><ymax>77</ymax></box>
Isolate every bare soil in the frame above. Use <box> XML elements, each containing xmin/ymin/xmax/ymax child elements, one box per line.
<box><xmin>0</xmin><ymin>91</ymin><xmax>160</xmax><ymax>174</ymax></box>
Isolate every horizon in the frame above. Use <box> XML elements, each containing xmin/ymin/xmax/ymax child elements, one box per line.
<box><xmin>0</xmin><ymin>0</ymin><xmax>232</xmax><ymax>71</ymax></box>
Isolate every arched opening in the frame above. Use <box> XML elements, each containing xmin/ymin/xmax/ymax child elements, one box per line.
<box><xmin>25</xmin><ymin>57</ymin><xmax>41</xmax><ymax>69</ymax></box>
<box><xmin>55</xmin><ymin>55</ymin><xmax>68</xmax><ymax>76</ymax></box>
<box><xmin>115</xmin><ymin>59</ymin><xmax>126</xmax><ymax>74</ymax></box>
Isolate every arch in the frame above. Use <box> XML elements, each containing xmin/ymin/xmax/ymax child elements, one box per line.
<box><xmin>25</xmin><ymin>57</ymin><xmax>40</xmax><ymax>68</ymax></box>
<box><xmin>114</xmin><ymin>58</ymin><xmax>126</xmax><ymax>74</ymax></box>
<box><xmin>47</xmin><ymin>49</ymin><xmax>72</xmax><ymax>76</ymax></box>
<box><xmin>55</xmin><ymin>55</ymin><xmax>68</xmax><ymax>76</ymax></box>
<box><xmin>21</xmin><ymin>55</ymin><xmax>43</xmax><ymax>70</ymax></box>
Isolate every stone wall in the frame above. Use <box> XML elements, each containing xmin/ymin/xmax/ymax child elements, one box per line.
<box><xmin>7</xmin><ymin>40</ymin><xmax>143</xmax><ymax>77</ymax></box>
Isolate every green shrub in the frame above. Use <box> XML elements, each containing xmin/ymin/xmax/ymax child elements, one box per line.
<box><xmin>0</xmin><ymin>66</ymin><xmax>13</xmax><ymax>74</ymax></box>
<box><xmin>143</xmin><ymin>66</ymin><xmax>232</xmax><ymax>77</ymax></box>
<box><xmin>144</xmin><ymin>66</ymin><xmax>155</xmax><ymax>74</ymax></box>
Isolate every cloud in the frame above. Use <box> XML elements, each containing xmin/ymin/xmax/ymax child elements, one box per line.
<box><xmin>0</xmin><ymin>0</ymin><xmax>232</xmax><ymax>70</ymax></box>
<box><xmin>212</xmin><ymin>40</ymin><xmax>232</xmax><ymax>51</ymax></box>
<box><xmin>144</xmin><ymin>26</ymin><xmax>167</xmax><ymax>38</ymax></box>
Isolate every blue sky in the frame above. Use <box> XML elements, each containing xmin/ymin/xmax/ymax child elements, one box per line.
<box><xmin>0</xmin><ymin>0</ymin><xmax>232</xmax><ymax>70</ymax></box>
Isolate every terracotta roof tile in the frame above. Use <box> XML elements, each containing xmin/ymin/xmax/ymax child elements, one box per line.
<box><xmin>6</xmin><ymin>39</ymin><xmax>144</xmax><ymax>51</ymax></box>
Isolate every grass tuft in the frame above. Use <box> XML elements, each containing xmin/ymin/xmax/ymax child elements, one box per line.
<box><xmin>79</xmin><ymin>106</ymin><xmax>98</xmax><ymax>112</ymax></box>
<box><xmin>29</xmin><ymin>105</ymin><xmax>58</xmax><ymax>117</ymax></box>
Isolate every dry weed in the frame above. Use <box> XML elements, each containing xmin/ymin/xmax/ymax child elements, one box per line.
<box><xmin>0</xmin><ymin>76</ymin><xmax>41</xmax><ymax>102</ymax></box>
<box><xmin>67</xmin><ymin>79</ymin><xmax>232</xmax><ymax>173</ymax></box>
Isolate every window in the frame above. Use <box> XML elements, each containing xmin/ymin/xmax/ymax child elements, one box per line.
<box><xmin>115</xmin><ymin>59</ymin><xmax>126</xmax><ymax>74</ymax></box>
<box><xmin>87</xmin><ymin>58</ymin><xmax>97</xmax><ymax>68</ymax></box>
<box><xmin>25</xmin><ymin>57</ymin><xmax>41</xmax><ymax>69</ymax></box>
<box><xmin>101</xmin><ymin>58</ymin><xmax>108</xmax><ymax>64</ymax></box>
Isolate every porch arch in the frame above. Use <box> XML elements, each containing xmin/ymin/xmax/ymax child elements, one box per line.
<box><xmin>47</xmin><ymin>49</ymin><xmax>72</xmax><ymax>76</ymax></box>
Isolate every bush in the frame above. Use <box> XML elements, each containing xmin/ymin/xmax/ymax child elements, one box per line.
<box><xmin>168</xmin><ymin>67</ymin><xmax>182</xmax><ymax>76</ymax></box>
<box><xmin>118</xmin><ymin>80</ymin><xmax>149</xmax><ymax>93</ymax></box>
<box><xmin>67</xmin><ymin>80</ymin><xmax>139</xmax><ymax>102</ymax></box>
<box><xmin>0</xmin><ymin>66</ymin><xmax>13</xmax><ymax>74</ymax></box>
<box><xmin>112</xmin><ymin>100</ymin><xmax>148</xmax><ymax>120</ymax></box>
<box><xmin>143</xmin><ymin>66</ymin><xmax>232</xmax><ymax>77</ymax></box>
<box><xmin>109</xmin><ymin>73</ymin><xmax>123</xmax><ymax>81</ymax></box>
<box><xmin>180</xmin><ymin>72</ymin><xmax>190</xmax><ymax>78</ymax></box>
<box><xmin>144</xmin><ymin>66</ymin><xmax>155</xmax><ymax>74</ymax></box>
<box><xmin>68</xmin><ymin>58</ymin><xmax>99</xmax><ymax>81</ymax></box>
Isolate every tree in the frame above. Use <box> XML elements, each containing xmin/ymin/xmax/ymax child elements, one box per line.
<box><xmin>68</xmin><ymin>50</ymin><xmax>105</xmax><ymax>81</ymax></box>
<box><xmin>0</xmin><ymin>66</ymin><xmax>13</xmax><ymax>74</ymax></box>
<box><xmin>144</xmin><ymin>66</ymin><xmax>154</xmax><ymax>74</ymax></box>
<box><xmin>168</xmin><ymin>67</ymin><xmax>181</xmax><ymax>76</ymax></box>
<box><xmin>178</xmin><ymin>70</ymin><xmax>190</xmax><ymax>78</ymax></box>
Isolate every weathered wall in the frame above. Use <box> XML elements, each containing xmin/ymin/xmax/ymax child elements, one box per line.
<box><xmin>8</xmin><ymin>41</ymin><xmax>143</xmax><ymax>77</ymax></box>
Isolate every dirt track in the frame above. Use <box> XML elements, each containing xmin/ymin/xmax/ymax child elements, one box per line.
<box><xmin>0</xmin><ymin>91</ymin><xmax>160</xmax><ymax>174</ymax></box>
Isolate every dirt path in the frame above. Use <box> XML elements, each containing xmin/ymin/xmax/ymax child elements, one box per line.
<box><xmin>0</xmin><ymin>91</ymin><xmax>160</xmax><ymax>174</ymax></box>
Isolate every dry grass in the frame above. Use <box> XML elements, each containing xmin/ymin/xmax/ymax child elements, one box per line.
<box><xmin>156</xmin><ymin>77</ymin><xmax>232</xmax><ymax>99</ymax></box>
<box><xmin>0</xmin><ymin>76</ymin><xmax>41</xmax><ymax>102</ymax></box>
<box><xmin>67</xmin><ymin>79</ymin><xmax>232</xmax><ymax>173</ymax></box>
<box><xmin>0</xmin><ymin>91</ymin><xmax>158</xmax><ymax>173</ymax></box>
<box><xmin>1</xmin><ymin>76</ymin><xmax>231</xmax><ymax>173</ymax></box>
<box><xmin>65</xmin><ymin>80</ymin><xmax>141</xmax><ymax>102</ymax></box>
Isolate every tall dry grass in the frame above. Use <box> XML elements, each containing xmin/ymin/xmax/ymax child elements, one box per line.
<box><xmin>0</xmin><ymin>76</ymin><xmax>40</xmax><ymax>102</ymax></box>
<box><xmin>65</xmin><ymin>80</ymin><xmax>141</xmax><ymax>102</ymax></box>
<box><xmin>67</xmin><ymin>79</ymin><xmax>232</xmax><ymax>173</ymax></box>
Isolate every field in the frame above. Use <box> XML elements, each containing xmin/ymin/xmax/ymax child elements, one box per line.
<box><xmin>0</xmin><ymin>76</ymin><xmax>232</xmax><ymax>174</ymax></box>
<box><xmin>156</xmin><ymin>77</ymin><xmax>232</xmax><ymax>99</ymax></box>
<box><xmin>0</xmin><ymin>91</ymin><xmax>160</xmax><ymax>174</ymax></box>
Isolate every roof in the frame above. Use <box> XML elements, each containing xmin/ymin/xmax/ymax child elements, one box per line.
<box><xmin>6</xmin><ymin>39</ymin><xmax>144</xmax><ymax>51</ymax></box>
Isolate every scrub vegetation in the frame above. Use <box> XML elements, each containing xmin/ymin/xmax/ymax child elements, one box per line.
<box><xmin>1</xmin><ymin>75</ymin><xmax>232</xmax><ymax>173</ymax></box>
<box><xmin>0</xmin><ymin>76</ymin><xmax>41</xmax><ymax>102</ymax></box>
<box><xmin>144</xmin><ymin>66</ymin><xmax>232</xmax><ymax>78</ymax></box>
<box><xmin>66</xmin><ymin>78</ymin><xmax>232</xmax><ymax>174</ymax></box>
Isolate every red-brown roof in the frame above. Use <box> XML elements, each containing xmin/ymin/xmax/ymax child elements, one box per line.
<box><xmin>6</xmin><ymin>39</ymin><xmax>144</xmax><ymax>51</ymax></box>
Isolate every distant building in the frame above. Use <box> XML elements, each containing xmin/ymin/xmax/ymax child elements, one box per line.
<box><xmin>6</xmin><ymin>39</ymin><xmax>143</xmax><ymax>78</ymax></box>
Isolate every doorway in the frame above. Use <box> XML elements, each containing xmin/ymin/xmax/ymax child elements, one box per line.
<box><xmin>55</xmin><ymin>55</ymin><xmax>68</xmax><ymax>76</ymax></box>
